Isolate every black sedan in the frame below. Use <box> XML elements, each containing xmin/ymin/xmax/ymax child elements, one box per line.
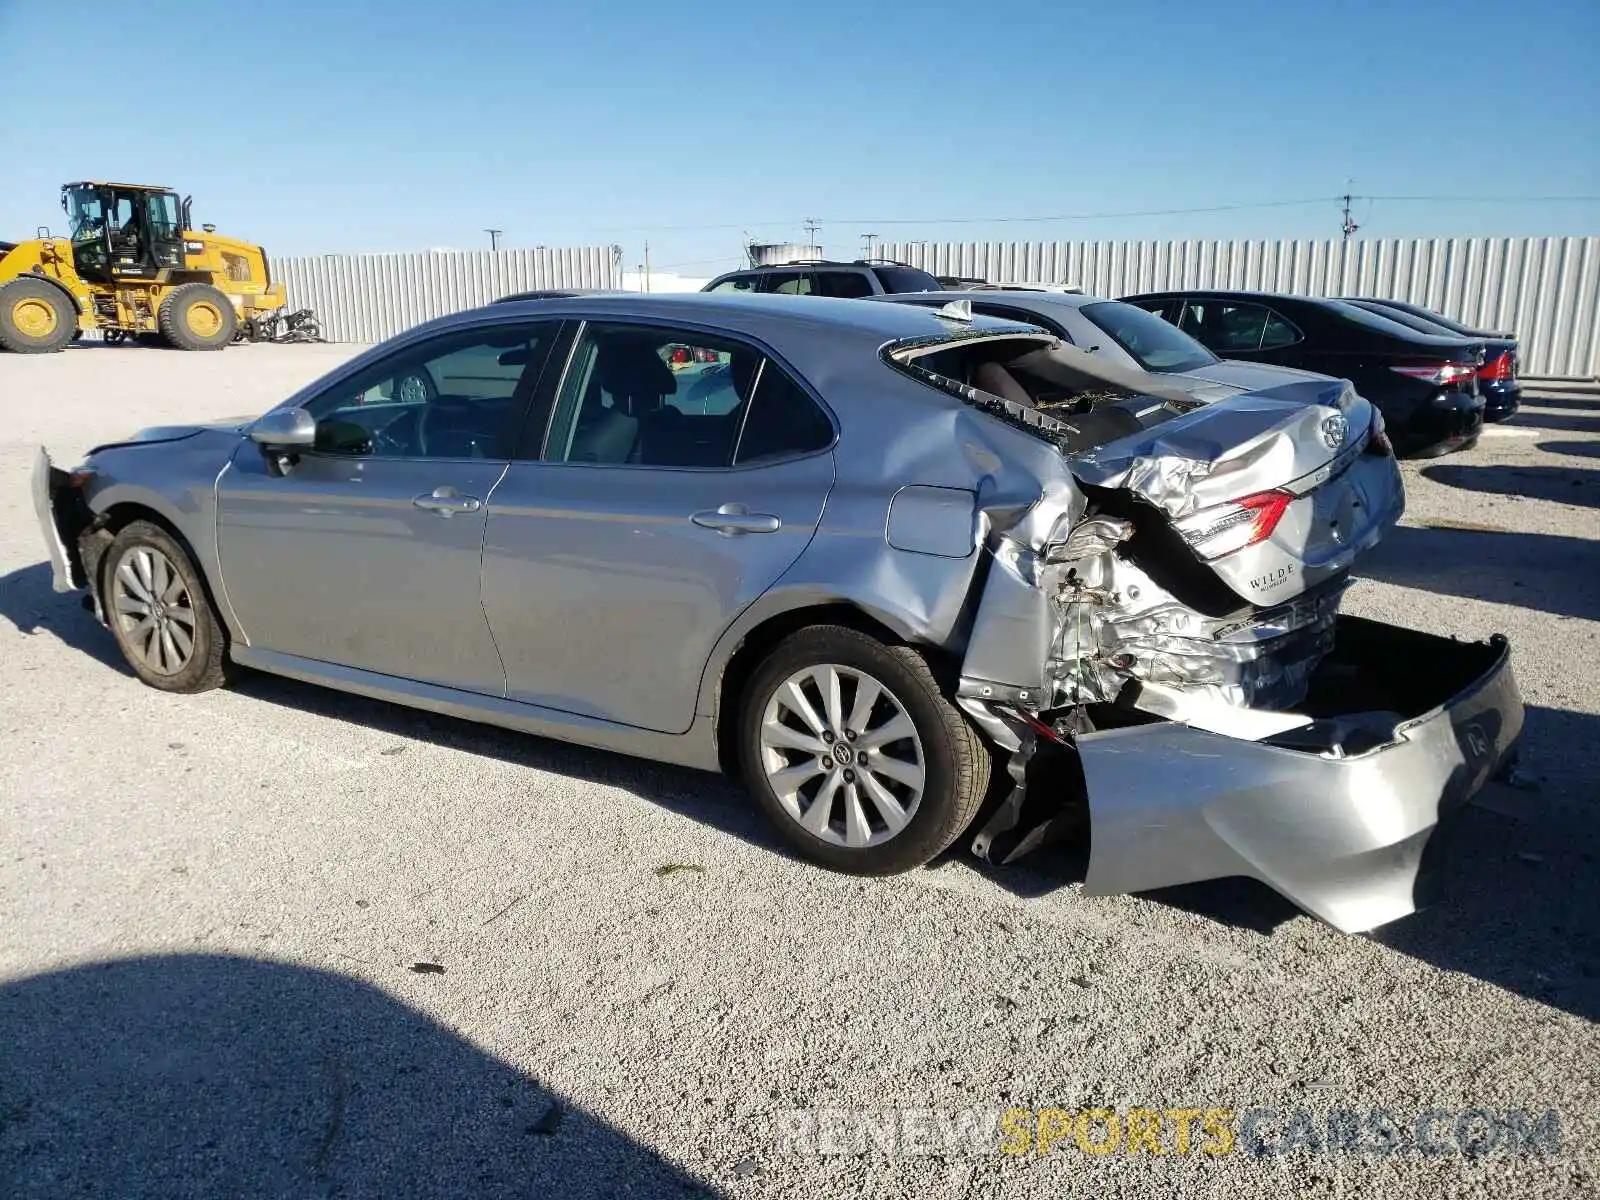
<box><xmin>1121</xmin><ymin>290</ymin><xmax>1486</xmax><ymax>457</ymax></box>
<box><xmin>1341</xmin><ymin>297</ymin><xmax>1521</xmax><ymax>422</ymax></box>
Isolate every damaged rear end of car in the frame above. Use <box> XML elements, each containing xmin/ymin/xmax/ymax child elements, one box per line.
<box><xmin>885</xmin><ymin>328</ymin><xmax>1523</xmax><ymax>933</ymax></box>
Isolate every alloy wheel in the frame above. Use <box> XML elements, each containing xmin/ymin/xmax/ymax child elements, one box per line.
<box><xmin>758</xmin><ymin>663</ymin><xmax>926</xmax><ymax>849</ymax></box>
<box><xmin>111</xmin><ymin>545</ymin><xmax>198</xmax><ymax>676</ymax></box>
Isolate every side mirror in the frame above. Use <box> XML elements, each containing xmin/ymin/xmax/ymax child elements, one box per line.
<box><xmin>249</xmin><ymin>407</ymin><xmax>316</xmax><ymax>448</ymax></box>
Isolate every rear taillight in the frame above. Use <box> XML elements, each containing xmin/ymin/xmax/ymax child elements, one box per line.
<box><xmin>669</xmin><ymin>347</ymin><xmax>691</xmax><ymax>365</ymax></box>
<box><xmin>1173</xmin><ymin>489</ymin><xmax>1293</xmax><ymax>560</ymax></box>
<box><xmin>1389</xmin><ymin>361</ymin><xmax>1477</xmax><ymax>387</ymax></box>
<box><xmin>1479</xmin><ymin>351</ymin><xmax>1513</xmax><ymax>382</ymax></box>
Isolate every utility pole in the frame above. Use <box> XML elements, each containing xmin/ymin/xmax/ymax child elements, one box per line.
<box><xmin>861</xmin><ymin>231</ymin><xmax>877</xmax><ymax>261</ymax></box>
<box><xmin>485</xmin><ymin>228</ymin><xmax>503</xmax><ymax>251</ymax></box>
<box><xmin>644</xmin><ymin>240</ymin><xmax>651</xmax><ymax>293</ymax></box>
<box><xmin>1340</xmin><ymin>181</ymin><xmax>1358</xmax><ymax>242</ymax></box>
<box><xmin>803</xmin><ymin>217</ymin><xmax>820</xmax><ymax>258</ymax></box>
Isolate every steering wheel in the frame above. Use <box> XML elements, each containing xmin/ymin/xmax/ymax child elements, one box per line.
<box><xmin>369</xmin><ymin>422</ymin><xmax>410</xmax><ymax>456</ymax></box>
<box><xmin>416</xmin><ymin>404</ymin><xmax>489</xmax><ymax>459</ymax></box>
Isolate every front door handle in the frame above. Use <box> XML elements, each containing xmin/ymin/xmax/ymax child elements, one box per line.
<box><xmin>691</xmin><ymin>503</ymin><xmax>780</xmax><ymax>536</ymax></box>
<box><xmin>413</xmin><ymin>486</ymin><xmax>482</xmax><ymax>516</ymax></box>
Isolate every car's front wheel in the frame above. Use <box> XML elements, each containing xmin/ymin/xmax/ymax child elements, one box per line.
<box><xmin>102</xmin><ymin>520</ymin><xmax>232</xmax><ymax>693</ymax></box>
<box><xmin>738</xmin><ymin>625</ymin><xmax>991</xmax><ymax>874</ymax></box>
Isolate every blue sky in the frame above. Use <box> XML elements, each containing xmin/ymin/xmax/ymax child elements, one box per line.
<box><xmin>1</xmin><ymin>0</ymin><xmax>1595</xmax><ymax>274</ymax></box>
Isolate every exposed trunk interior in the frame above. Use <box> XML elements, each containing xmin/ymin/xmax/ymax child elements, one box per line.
<box><xmin>1265</xmin><ymin>616</ymin><xmax>1508</xmax><ymax>756</ymax></box>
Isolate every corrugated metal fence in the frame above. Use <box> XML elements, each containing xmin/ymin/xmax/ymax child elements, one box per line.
<box><xmin>271</xmin><ymin>247</ymin><xmax>618</xmax><ymax>343</ymax></box>
<box><xmin>879</xmin><ymin>237</ymin><xmax>1600</xmax><ymax>380</ymax></box>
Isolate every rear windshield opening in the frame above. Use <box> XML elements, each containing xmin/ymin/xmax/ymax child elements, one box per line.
<box><xmin>888</xmin><ymin>334</ymin><xmax>1193</xmax><ymax>455</ymax></box>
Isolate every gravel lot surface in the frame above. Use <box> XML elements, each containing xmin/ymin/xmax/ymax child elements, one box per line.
<box><xmin>1</xmin><ymin>342</ymin><xmax>1595</xmax><ymax>1198</ymax></box>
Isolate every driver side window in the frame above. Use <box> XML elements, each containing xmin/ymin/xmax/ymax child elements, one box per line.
<box><xmin>306</xmin><ymin>324</ymin><xmax>554</xmax><ymax>460</ymax></box>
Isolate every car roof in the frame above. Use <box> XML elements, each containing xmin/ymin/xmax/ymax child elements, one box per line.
<box><xmin>65</xmin><ymin>180</ymin><xmax>174</xmax><ymax>191</ymax></box>
<box><xmin>1128</xmin><ymin>289</ymin><xmax>1333</xmax><ymax>304</ymax></box>
<box><xmin>872</xmin><ymin>289</ymin><xmax>1107</xmax><ymax>312</ymax></box>
<box><xmin>481</xmin><ymin>290</ymin><xmax>1039</xmax><ymax>340</ymax></box>
<box><xmin>717</xmin><ymin>261</ymin><xmax>874</xmax><ymax>273</ymax></box>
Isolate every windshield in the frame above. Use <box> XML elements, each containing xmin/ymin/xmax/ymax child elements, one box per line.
<box><xmin>1079</xmin><ymin>301</ymin><xmax>1217</xmax><ymax>372</ymax></box>
<box><xmin>63</xmin><ymin>187</ymin><xmax>107</xmax><ymax>243</ymax></box>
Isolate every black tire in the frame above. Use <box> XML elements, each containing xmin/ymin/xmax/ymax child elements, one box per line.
<box><xmin>157</xmin><ymin>283</ymin><xmax>237</xmax><ymax>351</ymax></box>
<box><xmin>0</xmin><ymin>278</ymin><xmax>77</xmax><ymax>353</ymax></box>
<box><xmin>102</xmin><ymin>520</ymin><xmax>233</xmax><ymax>693</ymax></box>
<box><xmin>738</xmin><ymin>625</ymin><xmax>991</xmax><ymax>874</ymax></box>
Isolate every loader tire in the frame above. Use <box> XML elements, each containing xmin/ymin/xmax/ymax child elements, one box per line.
<box><xmin>0</xmin><ymin>278</ymin><xmax>77</xmax><ymax>353</ymax></box>
<box><xmin>158</xmin><ymin>283</ymin><xmax>237</xmax><ymax>351</ymax></box>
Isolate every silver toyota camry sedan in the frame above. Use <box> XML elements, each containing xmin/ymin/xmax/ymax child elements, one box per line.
<box><xmin>34</xmin><ymin>293</ymin><xmax>1522</xmax><ymax>931</ymax></box>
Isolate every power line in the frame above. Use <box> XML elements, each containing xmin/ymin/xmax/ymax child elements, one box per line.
<box><xmin>1360</xmin><ymin>194</ymin><xmax>1600</xmax><ymax>203</ymax></box>
<box><xmin>817</xmin><ymin>197</ymin><xmax>1337</xmax><ymax>227</ymax></box>
<box><xmin>609</xmin><ymin>193</ymin><xmax>1600</xmax><ymax>256</ymax></box>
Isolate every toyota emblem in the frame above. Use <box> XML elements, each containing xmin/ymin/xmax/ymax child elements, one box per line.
<box><xmin>1320</xmin><ymin>413</ymin><xmax>1348</xmax><ymax>451</ymax></box>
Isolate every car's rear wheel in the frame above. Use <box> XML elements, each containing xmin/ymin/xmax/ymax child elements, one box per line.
<box><xmin>738</xmin><ymin>625</ymin><xmax>990</xmax><ymax>874</ymax></box>
<box><xmin>103</xmin><ymin>521</ymin><xmax>232</xmax><ymax>693</ymax></box>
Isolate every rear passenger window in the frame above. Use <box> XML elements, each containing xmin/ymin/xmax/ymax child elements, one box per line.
<box><xmin>1185</xmin><ymin>302</ymin><xmax>1272</xmax><ymax>353</ymax></box>
<box><xmin>1260</xmin><ymin>310</ymin><xmax>1301</xmax><ymax>349</ymax></box>
<box><xmin>765</xmin><ymin>271</ymin><xmax>814</xmax><ymax>295</ymax></box>
<box><xmin>735</xmin><ymin>366</ymin><xmax>834</xmax><ymax>464</ymax></box>
<box><xmin>872</xmin><ymin>266</ymin><xmax>940</xmax><ymax>293</ymax></box>
<box><xmin>707</xmin><ymin>276</ymin><xmax>757</xmax><ymax>293</ymax></box>
<box><xmin>815</xmin><ymin>271</ymin><xmax>875</xmax><ymax>299</ymax></box>
<box><xmin>545</xmin><ymin>324</ymin><xmax>757</xmax><ymax>468</ymax></box>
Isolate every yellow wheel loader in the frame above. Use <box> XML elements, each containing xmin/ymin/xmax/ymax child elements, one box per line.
<box><xmin>0</xmin><ymin>182</ymin><xmax>287</xmax><ymax>353</ymax></box>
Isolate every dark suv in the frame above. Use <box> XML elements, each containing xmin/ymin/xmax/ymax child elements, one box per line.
<box><xmin>703</xmin><ymin>260</ymin><xmax>940</xmax><ymax>299</ymax></box>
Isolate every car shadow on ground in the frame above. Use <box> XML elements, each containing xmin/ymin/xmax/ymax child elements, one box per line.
<box><xmin>1419</xmin><ymin>463</ymin><xmax>1600</xmax><ymax>508</ymax></box>
<box><xmin>0</xmin><ymin>954</ymin><xmax>720</xmax><ymax>1199</ymax></box>
<box><xmin>1514</xmin><ymin>394</ymin><xmax>1600</xmax><ymax>413</ymax></box>
<box><xmin>1368</xmin><ymin>703</ymin><xmax>1600</xmax><ymax>1023</ymax></box>
<box><xmin>977</xmin><ymin>703</ymin><xmax>1600</xmax><ymax>1023</ymax></box>
<box><xmin>0</xmin><ymin>561</ymin><xmax>129</xmax><ymax>672</ymax></box>
<box><xmin>3</xmin><ymin>560</ymin><xmax>1594</xmax><ymax>1025</ymax></box>
<box><xmin>1354</xmin><ymin>523</ymin><xmax>1600</xmax><ymax>621</ymax></box>
<box><xmin>1537</xmin><ymin>439</ymin><xmax>1600</xmax><ymax>460</ymax></box>
<box><xmin>1490</xmin><ymin>410</ymin><xmax>1600</xmax><ymax>434</ymax></box>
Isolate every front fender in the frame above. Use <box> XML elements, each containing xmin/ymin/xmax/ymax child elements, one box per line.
<box><xmin>78</xmin><ymin>441</ymin><xmax>241</xmax><ymax>637</ymax></box>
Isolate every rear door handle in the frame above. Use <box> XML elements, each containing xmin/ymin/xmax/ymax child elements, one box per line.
<box><xmin>691</xmin><ymin>503</ymin><xmax>780</xmax><ymax>536</ymax></box>
<box><xmin>413</xmin><ymin>486</ymin><xmax>482</xmax><ymax>516</ymax></box>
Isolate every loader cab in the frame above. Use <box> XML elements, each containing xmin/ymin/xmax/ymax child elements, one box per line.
<box><xmin>61</xmin><ymin>182</ymin><xmax>186</xmax><ymax>284</ymax></box>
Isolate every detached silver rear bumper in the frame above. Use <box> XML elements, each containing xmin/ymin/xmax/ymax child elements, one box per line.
<box><xmin>1078</xmin><ymin>617</ymin><xmax>1522</xmax><ymax>932</ymax></box>
<box><xmin>32</xmin><ymin>447</ymin><xmax>81</xmax><ymax>594</ymax></box>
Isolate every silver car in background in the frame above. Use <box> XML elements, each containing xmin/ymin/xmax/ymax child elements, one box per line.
<box><xmin>872</xmin><ymin>288</ymin><xmax>1336</xmax><ymax>404</ymax></box>
<box><xmin>34</xmin><ymin>293</ymin><xmax>1522</xmax><ymax>931</ymax></box>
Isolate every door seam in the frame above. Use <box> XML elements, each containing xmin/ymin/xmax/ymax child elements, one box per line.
<box><xmin>477</xmin><ymin>460</ymin><xmax>515</xmax><ymax>698</ymax></box>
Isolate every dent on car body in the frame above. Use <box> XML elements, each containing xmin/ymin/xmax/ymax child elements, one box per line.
<box><xmin>885</xmin><ymin>334</ymin><xmax>1518</xmax><ymax>932</ymax></box>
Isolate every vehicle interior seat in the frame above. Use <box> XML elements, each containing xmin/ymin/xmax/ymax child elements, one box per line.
<box><xmin>972</xmin><ymin>360</ymin><xmax>1037</xmax><ymax>408</ymax></box>
<box><xmin>566</xmin><ymin>336</ymin><xmax>676</xmax><ymax>462</ymax></box>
